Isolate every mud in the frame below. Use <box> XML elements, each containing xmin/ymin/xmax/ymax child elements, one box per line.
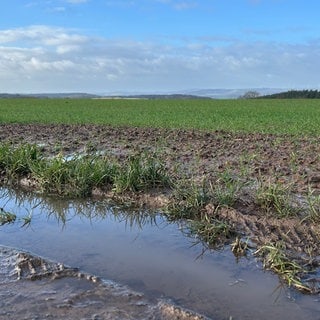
<box><xmin>0</xmin><ymin>246</ymin><xmax>207</xmax><ymax>320</ymax></box>
<box><xmin>1</xmin><ymin>124</ymin><xmax>320</xmax><ymax>280</ymax></box>
<box><xmin>1</xmin><ymin>123</ymin><xmax>319</xmax><ymax>192</ymax></box>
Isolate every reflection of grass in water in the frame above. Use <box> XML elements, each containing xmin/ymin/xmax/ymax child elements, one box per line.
<box><xmin>0</xmin><ymin>208</ymin><xmax>16</xmax><ymax>225</ymax></box>
<box><xmin>0</xmin><ymin>188</ymin><xmax>158</xmax><ymax>230</ymax></box>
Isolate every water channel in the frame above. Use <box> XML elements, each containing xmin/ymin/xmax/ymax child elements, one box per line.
<box><xmin>0</xmin><ymin>187</ymin><xmax>320</xmax><ymax>319</ymax></box>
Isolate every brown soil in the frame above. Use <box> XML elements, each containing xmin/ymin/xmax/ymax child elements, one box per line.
<box><xmin>1</xmin><ymin>124</ymin><xmax>320</xmax><ymax>287</ymax></box>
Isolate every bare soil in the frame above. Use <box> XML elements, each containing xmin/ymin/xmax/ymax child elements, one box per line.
<box><xmin>1</xmin><ymin>124</ymin><xmax>320</xmax><ymax>283</ymax></box>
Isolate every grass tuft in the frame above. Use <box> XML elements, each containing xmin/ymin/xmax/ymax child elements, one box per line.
<box><xmin>187</xmin><ymin>215</ymin><xmax>236</xmax><ymax>249</ymax></box>
<box><xmin>255</xmin><ymin>179</ymin><xmax>297</xmax><ymax>217</ymax></box>
<box><xmin>255</xmin><ymin>242</ymin><xmax>312</xmax><ymax>293</ymax></box>
<box><xmin>113</xmin><ymin>153</ymin><xmax>171</xmax><ymax>193</ymax></box>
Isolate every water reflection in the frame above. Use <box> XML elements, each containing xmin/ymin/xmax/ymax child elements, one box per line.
<box><xmin>1</xmin><ymin>187</ymin><xmax>320</xmax><ymax>320</ymax></box>
<box><xmin>0</xmin><ymin>187</ymin><xmax>158</xmax><ymax>230</ymax></box>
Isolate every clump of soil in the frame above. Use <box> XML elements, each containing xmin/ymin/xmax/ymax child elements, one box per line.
<box><xmin>1</xmin><ymin>123</ymin><xmax>320</xmax><ymax>290</ymax></box>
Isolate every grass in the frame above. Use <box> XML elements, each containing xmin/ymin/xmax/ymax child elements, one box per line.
<box><xmin>0</xmin><ymin>143</ymin><xmax>171</xmax><ymax>197</ymax></box>
<box><xmin>1</xmin><ymin>98</ymin><xmax>320</xmax><ymax>135</ymax></box>
<box><xmin>187</xmin><ymin>215</ymin><xmax>236</xmax><ymax>249</ymax></box>
<box><xmin>113</xmin><ymin>152</ymin><xmax>172</xmax><ymax>193</ymax></box>
<box><xmin>255</xmin><ymin>242</ymin><xmax>312</xmax><ymax>293</ymax></box>
<box><xmin>302</xmin><ymin>187</ymin><xmax>320</xmax><ymax>222</ymax></box>
<box><xmin>0</xmin><ymin>143</ymin><xmax>40</xmax><ymax>177</ymax></box>
<box><xmin>255</xmin><ymin>179</ymin><xmax>297</xmax><ymax>218</ymax></box>
<box><xmin>33</xmin><ymin>154</ymin><xmax>117</xmax><ymax>197</ymax></box>
<box><xmin>166</xmin><ymin>180</ymin><xmax>209</xmax><ymax>220</ymax></box>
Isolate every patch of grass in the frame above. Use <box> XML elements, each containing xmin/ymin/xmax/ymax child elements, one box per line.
<box><xmin>166</xmin><ymin>180</ymin><xmax>209</xmax><ymax>220</ymax></box>
<box><xmin>255</xmin><ymin>243</ymin><xmax>312</xmax><ymax>293</ymax></box>
<box><xmin>33</xmin><ymin>154</ymin><xmax>118</xmax><ymax>197</ymax></box>
<box><xmin>166</xmin><ymin>170</ymin><xmax>247</xmax><ymax>220</ymax></box>
<box><xmin>113</xmin><ymin>153</ymin><xmax>171</xmax><ymax>193</ymax></box>
<box><xmin>0</xmin><ymin>143</ymin><xmax>41</xmax><ymax>178</ymax></box>
<box><xmin>304</xmin><ymin>187</ymin><xmax>320</xmax><ymax>222</ymax></box>
<box><xmin>231</xmin><ymin>237</ymin><xmax>250</xmax><ymax>258</ymax></box>
<box><xmin>187</xmin><ymin>214</ymin><xmax>236</xmax><ymax>249</ymax></box>
<box><xmin>210</xmin><ymin>170</ymin><xmax>245</xmax><ymax>207</ymax></box>
<box><xmin>0</xmin><ymin>144</ymin><xmax>171</xmax><ymax>198</ymax></box>
<box><xmin>255</xmin><ymin>179</ymin><xmax>297</xmax><ymax>217</ymax></box>
<box><xmin>1</xmin><ymin>98</ymin><xmax>320</xmax><ymax>135</ymax></box>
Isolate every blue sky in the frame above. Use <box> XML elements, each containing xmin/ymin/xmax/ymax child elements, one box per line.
<box><xmin>1</xmin><ymin>0</ymin><xmax>320</xmax><ymax>93</ymax></box>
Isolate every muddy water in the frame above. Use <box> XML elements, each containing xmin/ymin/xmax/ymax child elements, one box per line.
<box><xmin>0</xmin><ymin>188</ymin><xmax>320</xmax><ymax>320</ymax></box>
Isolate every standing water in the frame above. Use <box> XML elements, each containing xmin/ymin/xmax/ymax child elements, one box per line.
<box><xmin>0</xmin><ymin>188</ymin><xmax>319</xmax><ymax>319</ymax></box>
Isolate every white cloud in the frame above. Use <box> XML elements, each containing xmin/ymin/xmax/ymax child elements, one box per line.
<box><xmin>155</xmin><ymin>0</ymin><xmax>198</xmax><ymax>10</ymax></box>
<box><xmin>65</xmin><ymin>0</ymin><xmax>89</xmax><ymax>3</ymax></box>
<box><xmin>0</xmin><ymin>25</ymin><xmax>320</xmax><ymax>93</ymax></box>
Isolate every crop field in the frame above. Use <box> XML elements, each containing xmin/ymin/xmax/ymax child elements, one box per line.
<box><xmin>2</xmin><ymin>97</ymin><xmax>320</xmax><ymax>297</ymax></box>
<box><xmin>1</xmin><ymin>98</ymin><xmax>320</xmax><ymax>135</ymax></box>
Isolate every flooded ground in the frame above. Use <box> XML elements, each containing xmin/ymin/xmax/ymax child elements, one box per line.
<box><xmin>1</xmin><ymin>188</ymin><xmax>320</xmax><ymax>319</ymax></box>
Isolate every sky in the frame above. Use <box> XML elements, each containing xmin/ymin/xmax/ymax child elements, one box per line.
<box><xmin>1</xmin><ymin>0</ymin><xmax>320</xmax><ymax>93</ymax></box>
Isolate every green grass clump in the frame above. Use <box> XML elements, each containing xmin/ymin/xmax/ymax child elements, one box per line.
<box><xmin>113</xmin><ymin>153</ymin><xmax>172</xmax><ymax>193</ymax></box>
<box><xmin>166</xmin><ymin>181</ymin><xmax>210</xmax><ymax>220</ymax></box>
<box><xmin>255</xmin><ymin>180</ymin><xmax>297</xmax><ymax>217</ymax></box>
<box><xmin>255</xmin><ymin>243</ymin><xmax>311</xmax><ymax>293</ymax></box>
<box><xmin>210</xmin><ymin>170</ymin><xmax>246</xmax><ymax>207</ymax></box>
<box><xmin>1</xmin><ymin>98</ymin><xmax>320</xmax><ymax>135</ymax></box>
<box><xmin>0</xmin><ymin>143</ymin><xmax>40</xmax><ymax>177</ymax></box>
<box><xmin>32</xmin><ymin>154</ymin><xmax>117</xmax><ymax>197</ymax></box>
<box><xmin>304</xmin><ymin>187</ymin><xmax>320</xmax><ymax>222</ymax></box>
<box><xmin>187</xmin><ymin>215</ymin><xmax>236</xmax><ymax>249</ymax></box>
<box><xmin>0</xmin><ymin>143</ymin><xmax>171</xmax><ymax>198</ymax></box>
<box><xmin>166</xmin><ymin>171</ymin><xmax>245</xmax><ymax>220</ymax></box>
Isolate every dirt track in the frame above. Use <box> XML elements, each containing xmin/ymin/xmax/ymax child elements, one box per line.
<box><xmin>1</xmin><ymin>124</ymin><xmax>320</xmax><ymax>284</ymax></box>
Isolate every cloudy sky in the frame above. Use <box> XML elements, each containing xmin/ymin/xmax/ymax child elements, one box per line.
<box><xmin>1</xmin><ymin>0</ymin><xmax>320</xmax><ymax>93</ymax></box>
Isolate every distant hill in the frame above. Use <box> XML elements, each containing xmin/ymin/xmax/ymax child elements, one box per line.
<box><xmin>181</xmin><ymin>88</ymin><xmax>284</xmax><ymax>99</ymax></box>
<box><xmin>0</xmin><ymin>93</ymin><xmax>101</xmax><ymax>99</ymax></box>
<box><xmin>260</xmin><ymin>89</ymin><xmax>320</xmax><ymax>99</ymax></box>
<box><xmin>106</xmin><ymin>94</ymin><xmax>212</xmax><ymax>100</ymax></box>
<box><xmin>0</xmin><ymin>93</ymin><xmax>34</xmax><ymax>99</ymax></box>
<box><xmin>0</xmin><ymin>88</ymin><xmax>286</xmax><ymax>100</ymax></box>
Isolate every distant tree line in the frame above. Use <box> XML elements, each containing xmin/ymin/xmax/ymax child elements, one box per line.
<box><xmin>259</xmin><ymin>89</ymin><xmax>320</xmax><ymax>99</ymax></box>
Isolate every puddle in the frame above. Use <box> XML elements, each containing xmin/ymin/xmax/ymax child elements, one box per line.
<box><xmin>0</xmin><ymin>188</ymin><xmax>320</xmax><ymax>319</ymax></box>
<box><xmin>0</xmin><ymin>247</ymin><xmax>205</xmax><ymax>320</ymax></box>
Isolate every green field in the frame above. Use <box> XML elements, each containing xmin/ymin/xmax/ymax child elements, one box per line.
<box><xmin>1</xmin><ymin>98</ymin><xmax>320</xmax><ymax>135</ymax></box>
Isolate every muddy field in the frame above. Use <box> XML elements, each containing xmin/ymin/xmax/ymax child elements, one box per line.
<box><xmin>1</xmin><ymin>123</ymin><xmax>320</xmax><ymax>291</ymax></box>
